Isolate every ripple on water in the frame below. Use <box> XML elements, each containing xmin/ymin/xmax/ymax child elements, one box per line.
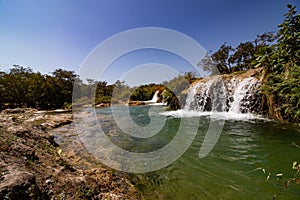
<box><xmin>54</xmin><ymin>107</ymin><xmax>300</xmax><ymax>199</ymax></box>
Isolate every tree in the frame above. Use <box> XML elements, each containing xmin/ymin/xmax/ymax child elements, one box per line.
<box><xmin>184</xmin><ymin>72</ymin><xmax>197</xmax><ymax>84</ymax></box>
<box><xmin>211</xmin><ymin>43</ymin><xmax>234</xmax><ymax>74</ymax></box>
<box><xmin>1</xmin><ymin>65</ymin><xmax>34</xmax><ymax>107</ymax></box>
<box><xmin>230</xmin><ymin>42</ymin><xmax>256</xmax><ymax>71</ymax></box>
<box><xmin>96</xmin><ymin>81</ymin><xmax>108</xmax><ymax>97</ymax></box>
<box><xmin>251</xmin><ymin>31</ymin><xmax>277</xmax><ymax>72</ymax></box>
<box><xmin>0</xmin><ymin>70</ymin><xmax>6</xmax><ymax>109</ymax></box>
<box><xmin>198</xmin><ymin>52</ymin><xmax>220</xmax><ymax>76</ymax></box>
<box><xmin>26</xmin><ymin>72</ymin><xmax>47</xmax><ymax>108</ymax></box>
<box><xmin>258</xmin><ymin>5</ymin><xmax>300</xmax><ymax>122</ymax></box>
<box><xmin>201</xmin><ymin>32</ymin><xmax>277</xmax><ymax>75</ymax></box>
<box><xmin>254</xmin><ymin>31</ymin><xmax>277</xmax><ymax>47</ymax></box>
<box><xmin>110</xmin><ymin>80</ymin><xmax>132</xmax><ymax>102</ymax></box>
<box><xmin>275</xmin><ymin>4</ymin><xmax>300</xmax><ymax>76</ymax></box>
<box><xmin>51</xmin><ymin>69</ymin><xmax>78</xmax><ymax>108</ymax></box>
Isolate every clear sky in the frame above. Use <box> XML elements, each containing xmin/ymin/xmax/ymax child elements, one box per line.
<box><xmin>0</xmin><ymin>0</ymin><xmax>299</xmax><ymax>85</ymax></box>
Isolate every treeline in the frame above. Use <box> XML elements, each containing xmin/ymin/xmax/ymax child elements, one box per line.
<box><xmin>74</xmin><ymin>79</ymin><xmax>167</xmax><ymax>106</ymax></box>
<box><xmin>0</xmin><ymin>66</ymin><xmax>77</xmax><ymax>110</ymax></box>
<box><xmin>0</xmin><ymin>65</ymin><xmax>168</xmax><ymax>110</ymax></box>
<box><xmin>199</xmin><ymin>4</ymin><xmax>300</xmax><ymax>123</ymax></box>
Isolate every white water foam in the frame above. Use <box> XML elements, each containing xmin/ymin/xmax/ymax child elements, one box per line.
<box><xmin>228</xmin><ymin>77</ymin><xmax>260</xmax><ymax>113</ymax></box>
<box><xmin>144</xmin><ymin>90</ymin><xmax>167</xmax><ymax>105</ymax></box>
<box><xmin>162</xmin><ymin>75</ymin><xmax>267</xmax><ymax>121</ymax></box>
<box><xmin>160</xmin><ymin>109</ymin><xmax>268</xmax><ymax>121</ymax></box>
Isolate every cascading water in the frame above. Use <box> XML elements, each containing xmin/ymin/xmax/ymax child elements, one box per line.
<box><xmin>144</xmin><ymin>90</ymin><xmax>166</xmax><ymax>105</ymax></box>
<box><xmin>185</xmin><ymin>76</ymin><xmax>262</xmax><ymax>114</ymax></box>
<box><xmin>185</xmin><ymin>78</ymin><xmax>217</xmax><ymax>111</ymax></box>
<box><xmin>228</xmin><ymin>77</ymin><xmax>261</xmax><ymax>113</ymax></box>
<box><xmin>151</xmin><ymin>90</ymin><xmax>159</xmax><ymax>103</ymax></box>
<box><xmin>144</xmin><ymin>90</ymin><xmax>160</xmax><ymax>104</ymax></box>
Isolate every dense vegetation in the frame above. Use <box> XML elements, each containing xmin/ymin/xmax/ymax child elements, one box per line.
<box><xmin>258</xmin><ymin>5</ymin><xmax>300</xmax><ymax>123</ymax></box>
<box><xmin>0</xmin><ymin>66</ymin><xmax>77</xmax><ymax>110</ymax></box>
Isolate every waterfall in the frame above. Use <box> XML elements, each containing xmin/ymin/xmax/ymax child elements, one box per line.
<box><xmin>228</xmin><ymin>77</ymin><xmax>260</xmax><ymax>113</ymax></box>
<box><xmin>186</xmin><ymin>76</ymin><xmax>261</xmax><ymax>114</ymax></box>
<box><xmin>151</xmin><ymin>90</ymin><xmax>159</xmax><ymax>103</ymax></box>
<box><xmin>184</xmin><ymin>78</ymin><xmax>216</xmax><ymax>111</ymax></box>
<box><xmin>144</xmin><ymin>90</ymin><xmax>166</xmax><ymax>105</ymax></box>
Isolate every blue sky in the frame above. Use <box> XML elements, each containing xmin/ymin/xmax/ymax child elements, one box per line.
<box><xmin>0</xmin><ymin>0</ymin><xmax>299</xmax><ymax>85</ymax></box>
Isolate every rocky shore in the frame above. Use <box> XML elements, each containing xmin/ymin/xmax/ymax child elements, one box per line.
<box><xmin>0</xmin><ymin>108</ymin><xmax>141</xmax><ymax>200</ymax></box>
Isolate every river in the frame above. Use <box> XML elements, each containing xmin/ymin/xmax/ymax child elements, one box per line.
<box><xmin>54</xmin><ymin>105</ymin><xmax>300</xmax><ymax>199</ymax></box>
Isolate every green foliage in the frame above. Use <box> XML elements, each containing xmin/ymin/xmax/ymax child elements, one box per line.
<box><xmin>75</xmin><ymin>186</ymin><xmax>96</xmax><ymax>198</ymax></box>
<box><xmin>131</xmin><ymin>85</ymin><xmax>154</xmax><ymax>101</ymax></box>
<box><xmin>0</xmin><ymin>65</ymin><xmax>78</xmax><ymax>110</ymax></box>
<box><xmin>199</xmin><ymin>32</ymin><xmax>276</xmax><ymax>76</ymax></box>
<box><xmin>257</xmin><ymin>5</ymin><xmax>300</xmax><ymax>123</ymax></box>
<box><xmin>161</xmin><ymin>74</ymin><xmax>191</xmax><ymax>110</ymax></box>
<box><xmin>51</xmin><ymin>68</ymin><xmax>78</xmax><ymax>108</ymax></box>
<box><xmin>198</xmin><ymin>52</ymin><xmax>219</xmax><ymax>76</ymax></box>
<box><xmin>110</xmin><ymin>80</ymin><xmax>132</xmax><ymax>103</ymax></box>
<box><xmin>131</xmin><ymin>84</ymin><xmax>165</xmax><ymax>102</ymax></box>
<box><xmin>0</xmin><ymin>65</ymin><xmax>33</xmax><ymax>107</ymax></box>
<box><xmin>231</xmin><ymin>42</ymin><xmax>256</xmax><ymax>71</ymax></box>
<box><xmin>94</xmin><ymin>81</ymin><xmax>114</xmax><ymax>104</ymax></box>
<box><xmin>211</xmin><ymin>43</ymin><xmax>233</xmax><ymax>74</ymax></box>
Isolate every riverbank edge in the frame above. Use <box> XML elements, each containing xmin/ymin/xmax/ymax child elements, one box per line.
<box><xmin>0</xmin><ymin>108</ymin><xmax>142</xmax><ymax>200</ymax></box>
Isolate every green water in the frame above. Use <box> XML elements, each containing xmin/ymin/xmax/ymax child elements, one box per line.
<box><xmin>55</xmin><ymin>105</ymin><xmax>300</xmax><ymax>199</ymax></box>
<box><xmin>94</xmin><ymin>106</ymin><xmax>300</xmax><ymax>199</ymax></box>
